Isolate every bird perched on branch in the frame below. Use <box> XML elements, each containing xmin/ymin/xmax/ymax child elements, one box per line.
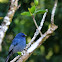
<box><xmin>5</xmin><ymin>33</ymin><xmax>26</xmax><ymax>62</ymax></box>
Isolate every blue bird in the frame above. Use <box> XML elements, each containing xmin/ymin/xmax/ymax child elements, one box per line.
<box><xmin>5</xmin><ymin>33</ymin><xmax>26</xmax><ymax>62</ymax></box>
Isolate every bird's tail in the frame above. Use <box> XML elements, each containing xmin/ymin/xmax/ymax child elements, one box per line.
<box><xmin>5</xmin><ymin>51</ymin><xmax>13</xmax><ymax>62</ymax></box>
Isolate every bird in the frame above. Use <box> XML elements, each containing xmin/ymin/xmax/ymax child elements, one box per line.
<box><xmin>5</xmin><ymin>33</ymin><xmax>26</xmax><ymax>62</ymax></box>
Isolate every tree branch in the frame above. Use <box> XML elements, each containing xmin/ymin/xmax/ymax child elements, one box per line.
<box><xmin>0</xmin><ymin>0</ymin><xmax>20</xmax><ymax>51</ymax></box>
<box><xmin>26</xmin><ymin>9</ymin><xmax>48</xmax><ymax>49</ymax></box>
<box><xmin>51</xmin><ymin>0</ymin><xmax>58</xmax><ymax>25</ymax></box>
<box><xmin>32</xmin><ymin>15</ymin><xmax>42</xmax><ymax>36</ymax></box>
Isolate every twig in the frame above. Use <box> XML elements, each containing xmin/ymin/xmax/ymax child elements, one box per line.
<box><xmin>26</xmin><ymin>9</ymin><xmax>48</xmax><ymax>49</ymax></box>
<box><xmin>32</xmin><ymin>16</ymin><xmax>42</xmax><ymax>36</ymax></box>
<box><xmin>40</xmin><ymin>9</ymin><xmax>48</xmax><ymax>30</ymax></box>
<box><xmin>0</xmin><ymin>0</ymin><xmax>19</xmax><ymax>51</ymax></box>
<box><xmin>51</xmin><ymin>0</ymin><xmax>58</xmax><ymax>25</ymax></box>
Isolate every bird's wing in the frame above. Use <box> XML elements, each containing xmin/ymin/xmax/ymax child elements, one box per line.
<box><xmin>9</xmin><ymin>38</ymin><xmax>20</xmax><ymax>52</ymax></box>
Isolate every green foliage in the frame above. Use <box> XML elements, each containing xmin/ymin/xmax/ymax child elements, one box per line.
<box><xmin>34</xmin><ymin>9</ymin><xmax>46</xmax><ymax>14</ymax></box>
<box><xmin>34</xmin><ymin>0</ymin><xmax>39</xmax><ymax>6</ymax></box>
<box><xmin>17</xmin><ymin>52</ymin><xmax>21</xmax><ymax>55</ymax></box>
<box><xmin>21</xmin><ymin>12</ymin><xmax>31</xmax><ymax>16</ymax></box>
<box><xmin>30</xmin><ymin>5</ymin><xmax>36</xmax><ymax>13</ymax></box>
<box><xmin>21</xmin><ymin>1</ymin><xmax>46</xmax><ymax>16</ymax></box>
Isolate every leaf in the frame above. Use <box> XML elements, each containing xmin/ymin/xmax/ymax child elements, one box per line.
<box><xmin>21</xmin><ymin>12</ymin><xmax>31</xmax><ymax>16</ymax></box>
<box><xmin>17</xmin><ymin>52</ymin><xmax>21</xmax><ymax>55</ymax></box>
<box><xmin>34</xmin><ymin>0</ymin><xmax>38</xmax><ymax>6</ymax></box>
<box><xmin>34</xmin><ymin>10</ymin><xmax>46</xmax><ymax>14</ymax></box>
<box><xmin>30</xmin><ymin>5</ymin><xmax>36</xmax><ymax>13</ymax></box>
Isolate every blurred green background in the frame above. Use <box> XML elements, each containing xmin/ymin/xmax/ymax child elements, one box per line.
<box><xmin>0</xmin><ymin>0</ymin><xmax>62</xmax><ymax>62</ymax></box>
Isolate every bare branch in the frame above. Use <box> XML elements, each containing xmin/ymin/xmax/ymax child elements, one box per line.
<box><xmin>40</xmin><ymin>9</ymin><xmax>48</xmax><ymax>30</ymax></box>
<box><xmin>51</xmin><ymin>0</ymin><xmax>58</xmax><ymax>25</ymax></box>
<box><xmin>0</xmin><ymin>0</ymin><xmax>19</xmax><ymax>51</ymax></box>
<box><xmin>32</xmin><ymin>16</ymin><xmax>42</xmax><ymax>36</ymax></box>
